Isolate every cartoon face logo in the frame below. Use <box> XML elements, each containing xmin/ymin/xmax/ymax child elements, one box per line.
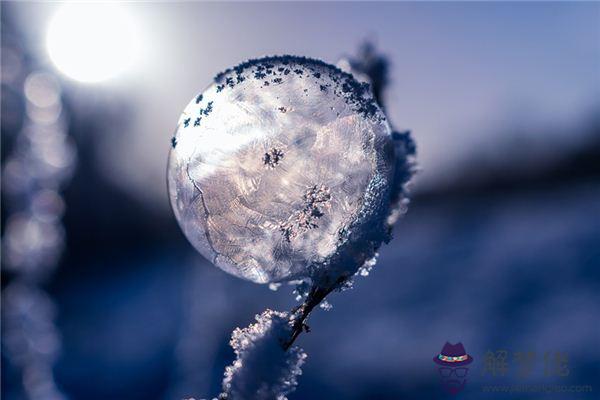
<box><xmin>433</xmin><ymin>342</ymin><xmax>474</xmax><ymax>395</ymax></box>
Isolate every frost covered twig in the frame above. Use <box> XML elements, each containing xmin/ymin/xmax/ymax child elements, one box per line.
<box><xmin>283</xmin><ymin>275</ymin><xmax>347</xmax><ymax>350</ymax></box>
<box><xmin>219</xmin><ymin>310</ymin><xmax>307</xmax><ymax>400</ymax></box>
<box><xmin>178</xmin><ymin>42</ymin><xmax>416</xmax><ymax>400</ymax></box>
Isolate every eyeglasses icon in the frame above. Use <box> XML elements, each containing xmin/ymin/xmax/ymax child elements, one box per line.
<box><xmin>438</xmin><ymin>367</ymin><xmax>468</xmax><ymax>378</ymax></box>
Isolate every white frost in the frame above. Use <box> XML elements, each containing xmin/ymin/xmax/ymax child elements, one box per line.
<box><xmin>220</xmin><ymin>310</ymin><xmax>307</xmax><ymax>400</ymax></box>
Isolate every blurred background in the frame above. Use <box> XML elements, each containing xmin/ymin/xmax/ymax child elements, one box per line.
<box><xmin>1</xmin><ymin>2</ymin><xmax>599</xmax><ymax>399</ymax></box>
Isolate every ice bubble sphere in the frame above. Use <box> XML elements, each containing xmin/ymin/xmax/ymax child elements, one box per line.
<box><xmin>168</xmin><ymin>56</ymin><xmax>409</xmax><ymax>284</ymax></box>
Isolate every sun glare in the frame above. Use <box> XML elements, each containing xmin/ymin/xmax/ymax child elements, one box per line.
<box><xmin>46</xmin><ymin>3</ymin><xmax>138</xmax><ymax>83</ymax></box>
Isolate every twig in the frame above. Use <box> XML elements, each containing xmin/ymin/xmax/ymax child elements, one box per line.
<box><xmin>282</xmin><ymin>275</ymin><xmax>347</xmax><ymax>351</ymax></box>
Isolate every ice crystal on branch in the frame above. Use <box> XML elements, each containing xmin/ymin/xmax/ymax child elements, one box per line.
<box><xmin>220</xmin><ymin>310</ymin><xmax>306</xmax><ymax>400</ymax></box>
<box><xmin>168</xmin><ymin>55</ymin><xmax>408</xmax><ymax>285</ymax></box>
<box><xmin>170</xmin><ymin>49</ymin><xmax>416</xmax><ymax>400</ymax></box>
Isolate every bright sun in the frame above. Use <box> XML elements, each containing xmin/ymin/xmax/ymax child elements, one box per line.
<box><xmin>46</xmin><ymin>3</ymin><xmax>138</xmax><ymax>83</ymax></box>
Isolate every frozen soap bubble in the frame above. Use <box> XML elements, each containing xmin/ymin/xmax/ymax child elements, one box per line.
<box><xmin>168</xmin><ymin>56</ymin><xmax>413</xmax><ymax>284</ymax></box>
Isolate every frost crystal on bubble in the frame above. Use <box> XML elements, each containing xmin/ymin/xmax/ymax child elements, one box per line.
<box><xmin>220</xmin><ymin>310</ymin><xmax>306</xmax><ymax>400</ymax></box>
<box><xmin>168</xmin><ymin>55</ymin><xmax>414</xmax><ymax>284</ymax></box>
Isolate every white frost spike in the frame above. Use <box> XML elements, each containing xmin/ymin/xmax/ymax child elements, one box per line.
<box><xmin>221</xmin><ymin>310</ymin><xmax>307</xmax><ymax>400</ymax></box>
<box><xmin>168</xmin><ymin>56</ymin><xmax>412</xmax><ymax>285</ymax></box>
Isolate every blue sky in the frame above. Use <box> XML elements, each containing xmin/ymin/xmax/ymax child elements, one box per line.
<box><xmin>11</xmin><ymin>1</ymin><xmax>600</xmax><ymax>203</ymax></box>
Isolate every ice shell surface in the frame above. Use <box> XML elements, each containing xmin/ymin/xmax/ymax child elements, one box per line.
<box><xmin>168</xmin><ymin>56</ymin><xmax>396</xmax><ymax>284</ymax></box>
